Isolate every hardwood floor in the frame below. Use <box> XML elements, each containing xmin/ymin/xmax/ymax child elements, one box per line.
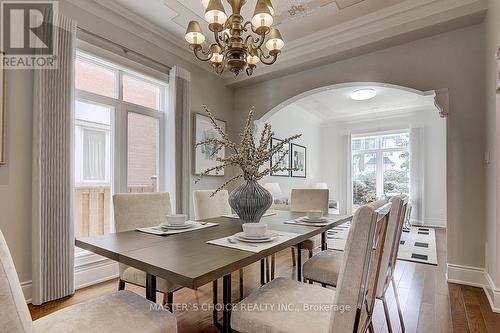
<box><xmin>29</xmin><ymin>229</ymin><xmax>500</xmax><ymax>332</ymax></box>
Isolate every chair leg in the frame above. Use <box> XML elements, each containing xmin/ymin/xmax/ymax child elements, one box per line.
<box><xmin>271</xmin><ymin>254</ymin><xmax>275</xmax><ymax>280</ymax></box>
<box><xmin>265</xmin><ymin>257</ymin><xmax>271</xmax><ymax>282</ymax></box>
<box><xmin>392</xmin><ymin>277</ymin><xmax>405</xmax><ymax>332</ymax></box>
<box><xmin>165</xmin><ymin>292</ymin><xmax>173</xmax><ymax>312</ymax></box>
<box><xmin>291</xmin><ymin>247</ymin><xmax>296</xmax><ymax>266</ymax></box>
<box><xmin>118</xmin><ymin>279</ymin><xmax>125</xmax><ymax>291</ymax></box>
<box><xmin>381</xmin><ymin>296</ymin><xmax>393</xmax><ymax>333</ymax></box>
<box><xmin>239</xmin><ymin>268</ymin><xmax>244</xmax><ymax>300</ymax></box>
<box><xmin>368</xmin><ymin>321</ymin><xmax>375</xmax><ymax>333</ymax></box>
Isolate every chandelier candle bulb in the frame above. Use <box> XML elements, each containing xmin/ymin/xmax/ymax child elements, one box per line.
<box><xmin>205</xmin><ymin>0</ymin><xmax>228</xmax><ymax>26</ymax></box>
<box><xmin>185</xmin><ymin>21</ymin><xmax>205</xmax><ymax>45</ymax></box>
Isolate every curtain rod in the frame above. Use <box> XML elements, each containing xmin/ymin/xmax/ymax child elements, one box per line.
<box><xmin>77</xmin><ymin>27</ymin><xmax>171</xmax><ymax>71</ymax></box>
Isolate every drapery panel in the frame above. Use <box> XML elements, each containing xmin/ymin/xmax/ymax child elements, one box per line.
<box><xmin>168</xmin><ymin>66</ymin><xmax>192</xmax><ymax>215</ymax></box>
<box><xmin>32</xmin><ymin>13</ymin><xmax>77</xmax><ymax>305</ymax></box>
<box><xmin>409</xmin><ymin>127</ymin><xmax>424</xmax><ymax>224</ymax></box>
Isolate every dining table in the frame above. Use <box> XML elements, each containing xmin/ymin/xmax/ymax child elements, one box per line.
<box><xmin>75</xmin><ymin>211</ymin><xmax>352</xmax><ymax>333</ymax></box>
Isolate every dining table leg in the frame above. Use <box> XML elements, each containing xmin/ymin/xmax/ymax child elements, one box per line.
<box><xmin>146</xmin><ymin>273</ymin><xmax>156</xmax><ymax>303</ymax></box>
<box><xmin>222</xmin><ymin>273</ymin><xmax>232</xmax><ymax>333</ymax></box>
<box><xmin>213</xmin><ymin>279</ymin><xmax>220</xmax><ymax>329</ymax></box>
<box><xmin>260</xmin><ymin>259</ymin><xmax>265</xmax><ymax>286</ymax></box>
<box><xmin>296</xmin><ymin>243</ymin><xmax>302</xmax><ymax>281</ymax></box>
<box><xmin>321</xmin><ymin>231</ymin><xmax>327</xmax><ymax>251</ymax></box>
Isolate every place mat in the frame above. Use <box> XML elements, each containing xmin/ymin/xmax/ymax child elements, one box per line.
<box><xmin>207</xmin><ymin>230</ymin><xmax>299</xmax><ymax>253</ymax></box>
<box><xmin>221</xmin><ymin>211</ymin><xmax>277</xmax><ymax>219</ymax></box>
<box><xmin>284</xmin><ymin>217</ymin><xmax>336</xmax><ymax>227</ymax></box>
<box><xmin>136</xmin><ymin>221</ymin><xmax>218</xmax><ymax>236</ymax></box>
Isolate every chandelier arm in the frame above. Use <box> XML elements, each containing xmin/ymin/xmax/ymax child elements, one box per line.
<box><xmin>253</xmin><ymin>32</ymin><xmax>266</xmax><ymax>50</ymax></box>
<box><xmin>242</xmin><ymin>21</ymin><xmax>253</xmax><ymax>32</ymax></box>
<box><xmin>193</xmin><ymin>45</ymin><xmax>213</xmax><ymax>62</ymax></box>
<box><xmin>259</xmin><ymin>51</ymin><xmax>279</xmax><ymax>65</ymax></box>
<box><xmin>213</xmin><ymin>30</ymin><xmax>225</xmax><ymax>49</ymax></box>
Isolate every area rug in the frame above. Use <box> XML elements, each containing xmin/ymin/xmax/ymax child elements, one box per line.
<box><xmin>326</xmin><ymin>224</ymin><xmax>437</xmax><ymax>265</ymax></box>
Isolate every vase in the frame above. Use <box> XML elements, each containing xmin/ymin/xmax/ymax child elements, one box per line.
<box><xmin>229</xmin><ymin>179</ymin><xmax>273</xmax><ymax>224</ymax></box>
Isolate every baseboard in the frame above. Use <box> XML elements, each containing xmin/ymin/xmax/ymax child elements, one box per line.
<box><xmin>74</xmin><ymin>258</ymin><xmax>118</xmax><ymax>290</ymax></box>
<box><xmin>21</xmin><ymin>280</ymin><xmax>32</xmax><ymax>303</ymax></box>
<box><xmin>411</xmin><ymin>218</ymin><xmax>446</xmax><ymax>228</ymax></box>
<box><xmin>24</xmin><ymin>258</ymin><xmax>118</xmax><ymax>304</ymax></box>
<box><xmin>484</xmin><ymin>272</ymin><xmax>500</xmax><ymax>313</ymax></box>
<box><xmin>447</xmin><ymin>263</ymin><xmax>500</xmax><ymax>313</ymax></box>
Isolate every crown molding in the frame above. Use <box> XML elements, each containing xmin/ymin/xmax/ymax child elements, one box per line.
<box><xmin>65</xmin><ymin>0</ymin><xmax>214</xmax><ymax>74</ymax></box>
<box><xmin>225</xmin><ymin>0</ymin><xmax>487</xmax><ymax>86</ymax></box>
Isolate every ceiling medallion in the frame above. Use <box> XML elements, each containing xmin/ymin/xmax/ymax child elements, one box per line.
<box><xmin>184</xmin><ymin>0</ymin><xmax>284</xmax><ymax>76</ymax></box>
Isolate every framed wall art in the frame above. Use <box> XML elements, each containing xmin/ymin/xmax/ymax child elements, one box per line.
<box><xmin>269</xmin><ymin>137</ymin><xmax>290</xmax><ymax>177</ymax></box>
<box><xmin>290</xmin><ymin>143</ymin><xmax>306</xmax><ymax>178</ymax></box>
<box><xmin>193</xmin><ymin>112</ymin><xmax>226</xmax><ymax>176</ymax></box>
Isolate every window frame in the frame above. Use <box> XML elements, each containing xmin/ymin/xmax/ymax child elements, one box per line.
<box><xmin>74</xmin><ymin>49</ymin><xmax>169</xmax><ymax>260</ymax></box>
<box><xmin>352</xmin><ymin>130</ymin><xmax>410</xmax><ymax>205</ymax></box>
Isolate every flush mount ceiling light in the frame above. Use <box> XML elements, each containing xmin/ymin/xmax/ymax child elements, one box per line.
<box><xmin>185</xmin><ymin>0</ymin><xmax>284</xmax><ymax>76</ymax></box>
<box><xmin>350</xmin><ymin>88</ymin><xmax>377</xmax><ymax>101</ymax></box>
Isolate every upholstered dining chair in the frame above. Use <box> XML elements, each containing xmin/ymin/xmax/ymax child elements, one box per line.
<box><xmin>113</xmin><ymin>192</ymin><xmax>181</xmax><ymax>309</ymax></box>
<box><xmin>193</xmin><ymin>190</ymin><xmax>232</xmax><ymax>220</ymax></box>
<box><xmin>0</xmin><ymin>230</ymin><xmax>177</xmax><ymax>333</ymax></box>
<box><xmin>302</xmin><ymin>195</ymin><xmax>407</xmax><ymax>333</ymax></box>
<box><xmin>289</xmin><ymin>189</ymin><xmax>329</xmax><ymax>265</ymax></box>
<box><xmin>231</xmin><ymin>199</ymin><xmax>392</xmax><ymax>333</ymax></box>
<box><xmin>193</xmin><ymin>189</ymin><xmax>246</xmax><ymax>299</ymax></box>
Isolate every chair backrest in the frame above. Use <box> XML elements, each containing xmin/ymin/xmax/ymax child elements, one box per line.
<box><xmin>290</xmin><ymin>189</ymin><xmax>329</xmax><ymax>215</ymax></box>
<box><xmin>0</xmin><ymin>230</ymin><xmax>33</xmax><ymax>332</ymax></box>
<box><xmin>376</xmin><ymin>195</ymin><xmax>405</xmax><ymax>298</ymax></box>
<box><xmin>390</xmin><ymin>195</ymin><xmax>409</xmax><ymax>271</ymax></box>
<box><xmin>329</xmin><ymin>198</ymin><xmax>391</xmax><ymax>333</ymax></box>
<box><xmin>193</xmin><ymin>190</ymin><xmax>232</xmax><ymax>220</ymax></box>
<box><xmin>113</xmin><ymin>192</ymin><xmax>172</xmax><ymax>232</ymax></box>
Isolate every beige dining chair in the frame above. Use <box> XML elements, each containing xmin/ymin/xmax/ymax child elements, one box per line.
<box><xmin>231</xmin><ymin>199</ymin><xmax>392</xmax><ymax>333</ymax></box>
<box><xmin>193</xmin><ymin>190</ymin><xmax>232</xmax><ymax>220</ymax></box>
<box><xmin>193</xmin><ymin>189</ymin><xmax>248</xmax><ymax>300</ymax></box>
<box><xmin>302</xmin><ymin>195</ymin><xmax>408</xmax><ymax>332</ymax></box>
<box><xmin>289</xmin><ymin>189</ymin><xmax>329</xmax><ymax>265</ymax></box>
<box><xmin>0</xmin><ymin>230</ymin><xmax>177</xmax><ymax>333</ymax></box>
<box><xmin>113</xmin><ymin>192</ymin><xmax>181</xmax><ymax>309</ymax></box>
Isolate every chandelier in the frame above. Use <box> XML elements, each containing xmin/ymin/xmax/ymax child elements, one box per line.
<box><xmin>184</xmin><ymin>0</ymin><xmax>284</xmax><ymax>76</ymax></box>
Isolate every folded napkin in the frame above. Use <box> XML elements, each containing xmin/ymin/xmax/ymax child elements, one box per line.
<box><xmin>207</xmin><ymin>230</ymin><xmax>299</xmax><ymax>253</ymax></box>
<box><xmin>221</xmin><ymin>211</ymin><xmax>277</xmax><ymax>219</ymax></box>
<box><xmin>136</xmin><ymin>221</ymin><xmax>218</xmax><ymax>235</ymax></box>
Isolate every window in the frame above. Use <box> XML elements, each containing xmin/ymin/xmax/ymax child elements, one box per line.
<box><xmin>352</xmin><ymin>132</ymin><xmax>410</xmax><ymax>209</ymax></box>
<box><xmin>74</xmin><ymin>50</ymin><xmax>168</xmax><ymax>240</ymax></box>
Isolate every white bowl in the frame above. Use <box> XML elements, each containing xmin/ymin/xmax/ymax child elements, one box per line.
<box><xmin>306</xmin><ymin>210</ymin><xmax>323</xmax><ymax>220</ymax></box>
<box><xmin>242</xmin><ymin>223</ymin><xmax>268</xmax><ymax>238</ymax></box>
<box><xmin>165</xmin><ymin>214</ymin><xmax>187</xmax><ymax>226</ymax></box>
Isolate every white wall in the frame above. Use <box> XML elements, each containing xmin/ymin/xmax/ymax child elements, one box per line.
<box><xmin>0</xmin><ymin>0</ymin><xmax>234</xmax><ymax>295</ymax></box>
<box><xmin>257</xmin><ymin>107</ymin><xmax>322</xmax><ymax>198</ymax></box>
<box><xmin>320</xmin><ymin>109</ymin><xmax>447</xmax><ymax>227</ymax></box>
<box><xmin>484</xmin><ymin>0</ymin><xmax>500</xmax><ymax>300</ymax></box>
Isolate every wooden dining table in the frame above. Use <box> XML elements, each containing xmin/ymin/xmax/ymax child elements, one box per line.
<box><xmin>75</xmin><ymin>211</ymin><xmax>352</xmax><ymax>333</ymax></box>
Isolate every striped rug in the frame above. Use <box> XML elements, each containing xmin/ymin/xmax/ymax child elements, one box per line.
<box><xmin>327</xmin><ymin>223</ymin><xmax>437</xmax><ymax>265</ymax></box>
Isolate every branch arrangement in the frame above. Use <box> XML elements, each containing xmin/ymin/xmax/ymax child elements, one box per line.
<box><xmin>195</xmin><ymin>105</ymin><xmax>302</xmax><ymax>194</ymax></box>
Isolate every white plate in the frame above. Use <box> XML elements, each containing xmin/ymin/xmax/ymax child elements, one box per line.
<box><xmin>238</xmin><ymin>232</ymin><xmax>279</xmax><ymax>240</ymax></box>
<box><xmin>300</xmin><ymin>217</ymin><xmax>328</xmax><ymax>223</ymax></box>
<box><xmin>160</xmin><ymin>222</ymin><xmax>194</xmax><ymax>229</ymax></box>
<box><xmin>234</xmin><ymin>232</ymin><xmax>279</xmax><ymax>243</ymax></box>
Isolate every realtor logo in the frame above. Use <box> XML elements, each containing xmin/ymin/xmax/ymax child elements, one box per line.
<box><xmin>1</xmin><ymin>1</ymin><xmax>58</xmax><ymax>69</ymax></box>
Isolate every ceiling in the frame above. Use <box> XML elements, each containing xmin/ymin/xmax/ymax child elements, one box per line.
<box><xmin>110</xmin><ymin>0</ymin><xmax>403</xmax><ymax>45</ymax></box>
<box><xmin>80</xmin><ymin>0</ymin><xmax>487</xmax><ymax>85</ymax></box>
<box><xmin>270</xmin><ymin>84</ymin><xmax>437</xmax><ymax>125</ymax></box>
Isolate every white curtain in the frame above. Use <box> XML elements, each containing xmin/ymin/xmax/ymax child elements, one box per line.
<box><xmin>409</xmin><ymin>127</ymin><xmax>424</xmax><ymax>225</ymax></box>
<box><xmin>32</xmin><ymin>13</ymin><xmax>76</xmax><ymax>305</ymax></box>
<box><xmin>341</xmin><ymin>132</ymin><xmax>353</xmax><ymax>215</ymax></box>
<box><xmin>168</xmin><ymin>66</ymin><xmax>192</xmax><ymax>215</ymax></box>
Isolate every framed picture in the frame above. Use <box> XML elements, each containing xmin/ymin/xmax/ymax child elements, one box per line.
<box><xmin>0</xmin><ymin>52</ymin><xmax>4</xmax><ymax>165</ymax></box>
<box><xmin>193</xmin><ymin>113</ymin><xmax>226</xmax><ymax>176</ymax></box>
<box><xmin>290</xmin><ymin>143</ymin><xmax>306</xmax><ymax>178</ymax></box>
<box><xmin>269</xmin><ymin>137</ymin><xmax>290</xmax><ymax>177</ymax></box>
